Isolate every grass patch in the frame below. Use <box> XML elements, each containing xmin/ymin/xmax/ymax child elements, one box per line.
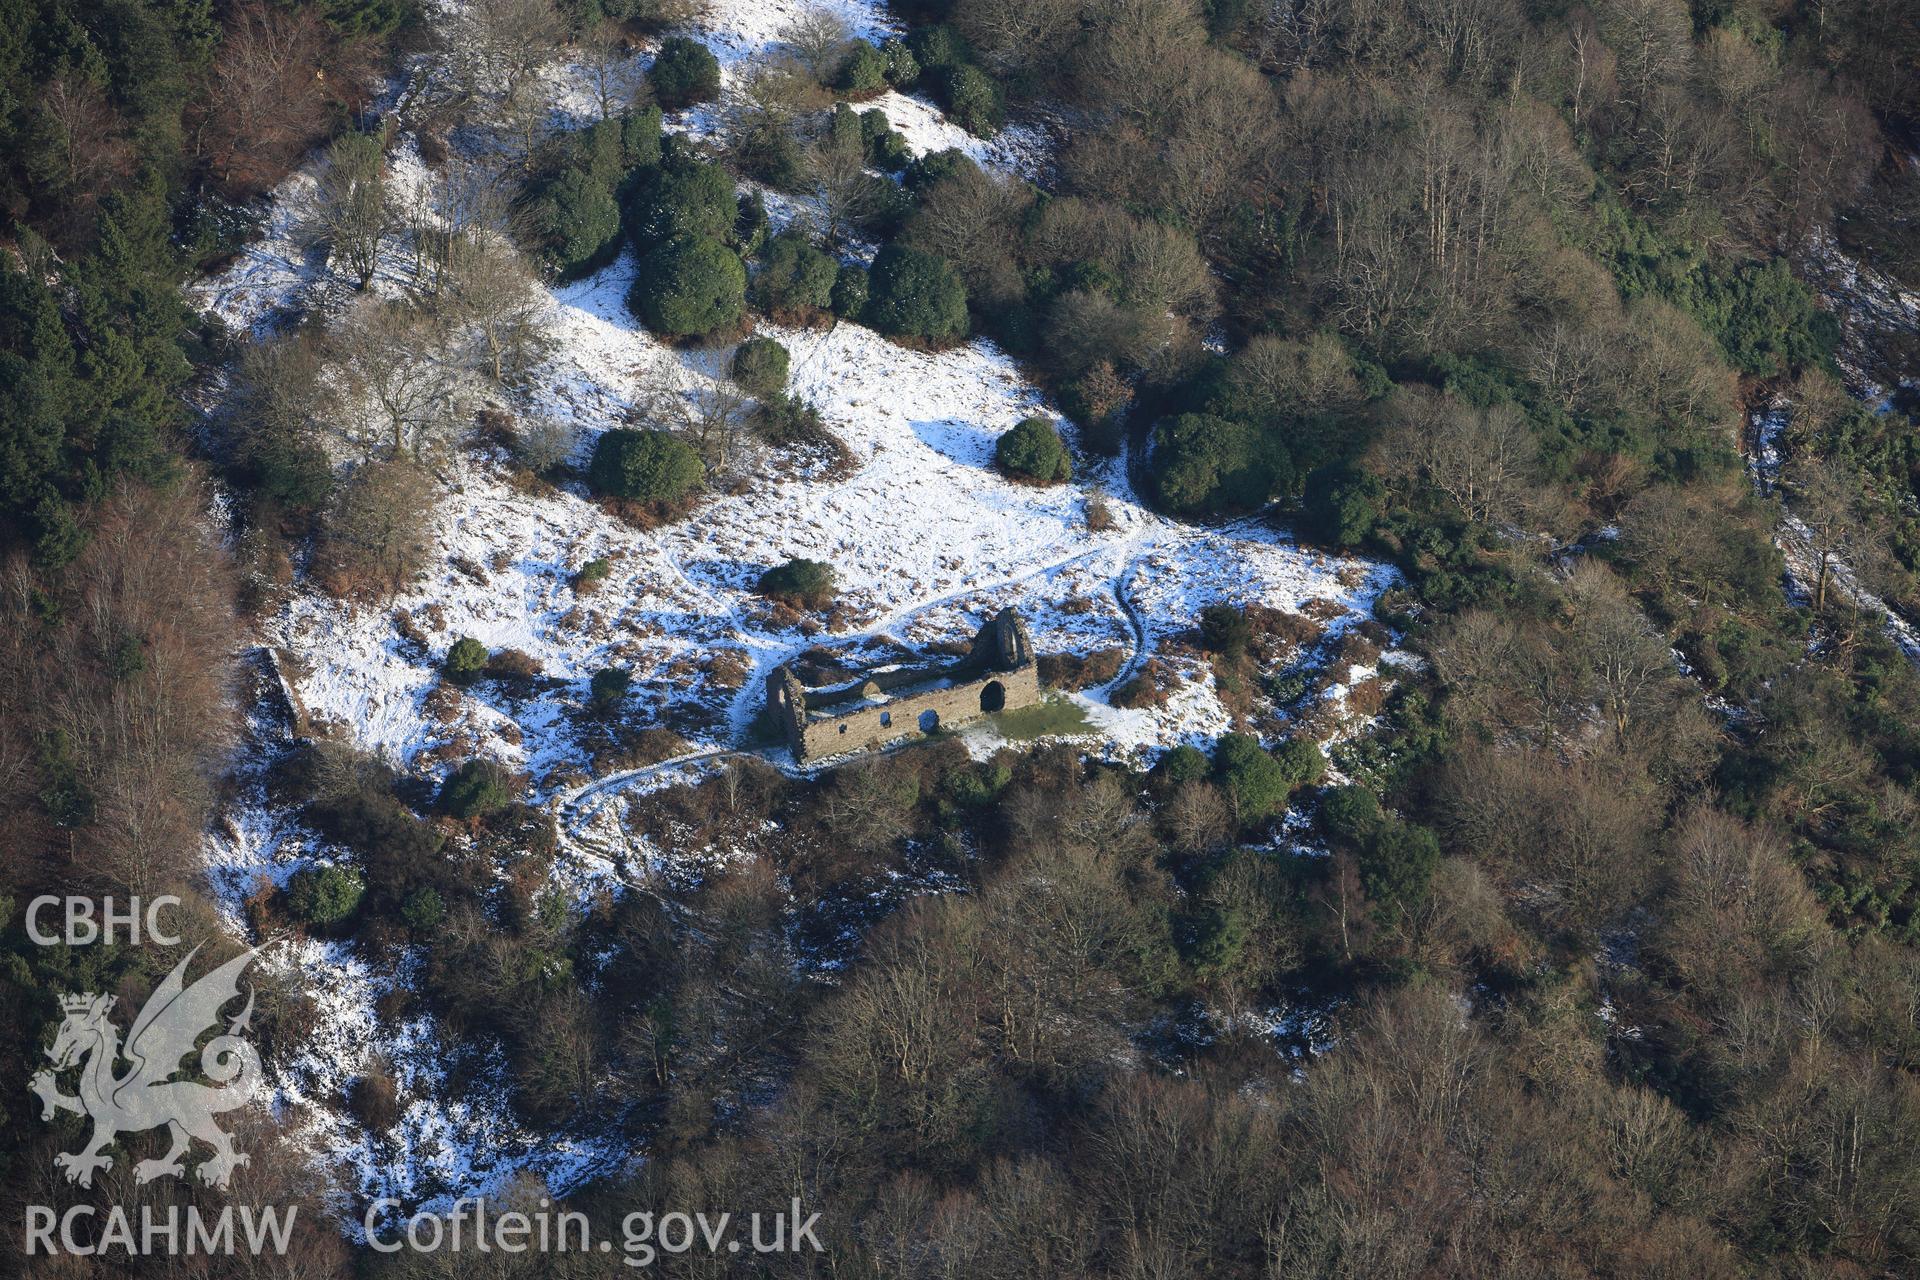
<box><xmin>989</xmin><ymin>695</ymin><xmax>1094</xmax><ymax>742</ymax></box>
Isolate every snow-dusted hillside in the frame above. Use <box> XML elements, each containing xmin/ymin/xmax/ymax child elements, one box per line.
<box><xmin>192</xmin><ymin>0</ymin><xmax>1395</xmax><ymax>1224</ymax></box>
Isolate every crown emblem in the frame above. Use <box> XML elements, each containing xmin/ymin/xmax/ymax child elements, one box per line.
<box><xmin>34</xmin><ymin>947</ymin><xmax>261</xmax><ymax>1190</ymax></box>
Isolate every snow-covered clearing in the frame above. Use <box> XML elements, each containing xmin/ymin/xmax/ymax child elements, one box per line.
<box><xmin>190</xmin><ymin>0</ymin><xmax>1394</xmax><ymax>1223</ymax></box>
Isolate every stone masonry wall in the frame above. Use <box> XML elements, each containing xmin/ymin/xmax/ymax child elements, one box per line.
<box><xmin>795</xmin><ymin>663</ymin><xmax>1040</xmax><ymax>761</ymax></box>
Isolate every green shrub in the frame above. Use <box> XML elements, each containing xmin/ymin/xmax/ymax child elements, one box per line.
<box><xmin>439</xmin><ymin>758</ymin><xmax>514</xmax><ymax>819</ymax></box>
<box><xmin>1313</xmin><ymin>784</ymin><xmax>1436</xmax><ymax>915</ymax></box>
<box><xmin>624</xmin><ymin>157</ymin><xmax>738</xmax><ymax>251</ymax></box>
<box><xmin>650</xmin><ymin>37</ymin><xmax>720</xmax><ymax>109</ymax></box>
<box><xmin>573</xmin><ymin>556</ymin><xmax>611</xmax><ymax>590</ymax></box>
<box><xmin>1320</xmin><ymin>784</ymin><xmax>1383</xmax><ymax>846</ymax></box>
<box><xmin>287</xmin><ymin>865</ymin><xmax>365</xmax><ymax>926</ymax></box>
<box><xmin>1213</xmin><ymin>732</ymin><xmax>1291</xmax><ymax>821</ymax></box>
<box><xmin>247</xmin><ymin>428</ymin><xmax>334</xmax><ymax>510</ymax></box>
<box><xmin>590</xmin><ymin>667</ymin><xmax>632</xmax><ymax>709</ymax></box>
<box><xmin>537</xmin><ymin>168</ymin><xmax>623</xmax><ymax>278</ymax></box>
<box><xmin>756</xmin><ymin>557</ymin><xmax>836</xmax><ymax>608</ymax></box>
<box><xmin>302</xmin><ymin>783</ymin><xmax>449</xmax><ymax>909</ymax></box>
<box><xmin>732</xmin><ymin>337</ymin><xmax>791</xmax><ymax>398</ymax></box>
<box><xmin>907</xmin><ymin>24</ymin><xmax>967</xmax><ymax>72</ymax></box>
<box><xmin>1158</xmin><ymin>743</ymin><xmax>1210</xmax><ymax>783</ymax></box>
<box><xmin>831</xmin><ymin>263</ymin><xmax>869</xmax><ymax>318</ymax></box>
<box><xmin>873</xmin><ymin>132</ymin><xmax>911</xmax><ymax>172</ymax></box>
<box><xmin>445</xmin><ymin>637</ymin><xmax>490</xmax><ymax>685</ymax></box>
<box><xmin>30</xmin><ymin>496</ymin><xmax>86</xmax><ymax>570</ymax></box>
<box><xmin>521</xmin><ymin>111</ymin><xmax>665</xmax><ymax>277</ymax></box>
<box><xmin>903</xmin><ymin>148</ymin><xmax>978</xmax><ymax>193</ymax></box>
<box><xmin>621</xmin><ymin>106</ymin><xmax>664</xmax><ymax>169</ymax></box>
<box><xmin>320</xmin><ymin>0</ymin><xmax>411</xmax><ymax>35</ymax></box>
<box><xmin>33</xmin><ymin>730</ymin><xmax>91</xmax><ymax>828</ymax></box>
<box><xmin>596</xmin><ymin>0</ymin><xmax>689</xmax><ymax>30</ymax></box>
<box><xmin>860</xmin><ymin>109</ymin><xmax>910</xmax><ymax>170</ymax></box>
<box><xmin>1272</xmin><ymin>736</ymin><xmax>1326</xmax><ymax>790</ymax></box>
<box><xmin>753</xmin><ymin>232</ymin><xmax>838</xmax><ymax>314</ymax></box>
<box><xmin>994</xmin><ymin>416</ymin><xmax>1071</xmax><ymax>483</ymax></box>
<box><xmin>1152</xmin><ymin>413</ymin><xmax>1294</xmax><ymax>516</ymax></box>
<box><xmin>863</xmin><ymin>179</ymin><xmax>914</xmax><ymax>239</ymax></box>
<box><xmin>1301</xmin><ymin>461</ymin><xmax>1384</xmax><ymax>548</ymax></box>
<box><xmin>735</xmin><ymin>122</ymin><xmax>806</xmax><ymax>189</ymax></box>
<box><xmin>735</xmin><ymin>190</ymin><xmax>770</xmax><ymax>257</ymax></box>
<box><xmin>1199</xmin><ymin>603</ymin><xmax>1252</xmax><ymax>658</ymax></box>
<box><xmin>1358</xmin><ymin>819</ymin><xmax>1440</xmax><ymax>918</ymax></box>
<box><xmin>400</xmin><ymin>887</ymin><xmax>446</xmax><ymax>933</ymax></box>
<box><xmin>942</xmin><ymin>64</ymin><xmax>1003</xmax><ymax>137</ymax></box>
<box><xmin>564</xmin><ymin>115</ymin><xmax>626</xmax><ymax>184</ymax></box>
<box><xmin>836</xmin><ymin>40</ymin><xmax>888</xmax><ymax>95</ymax></box>
<box><xmin>881</xmin><ymin>37</ymin><xmax>920</xmax><ymax>88</ymax></box>
<box><xmin>628</xmin><ymin>235</ymin><xmax>746</xmax><ymax>337</ymax></box>
<box><xmin>863</xmin><ymin>244</ymin><xmax>968</xmax><ymax>342</ymax></box>
<box><xmin>589</xmin><ymin>428</ymin><xmax>704</xmax><ymax>502</ymax></box>
<box><xmin>755</xmin><ymin>392</ymin><xmax>829</xmax><ymax>446</ymax></box>
<box><xmin>829</xmin><ymin>100</ymin><xmax>863</xmax><ymax>153</ymax></box>
<box><xmin>941</xmin><ymin>760</ymin><xmax>1012</xmax><ymax>813</ymax></box>
<box><xmin>1700</xmin><ymin>257</ymin><xmax>1840</xmax><ymax>377</ymax></box>
<box><xmin>1593</xmin><ymin>196</ymin><xmax>1838</xmax><ymax>381</ymax></box>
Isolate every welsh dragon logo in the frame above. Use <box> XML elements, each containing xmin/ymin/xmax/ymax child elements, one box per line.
<box><xmin>29</xmin><ymin>944</ymin><xmax>264</xmax><ymax>1189</ymax></box>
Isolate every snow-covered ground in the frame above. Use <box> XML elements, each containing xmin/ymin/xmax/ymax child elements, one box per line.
<box><xmin>1809</xmin><ymin>226</ymin><xmax>1920</xmax><ymax>410</ymax></box>
<box><xmin>677</xmin><ymin>0</ymin><xmax>1053</xmax><ymax>176</ymax></box>
<box><xmin>1750</xmin><ymin>400</ymin><xmax>1920</xmax><ymax>665</ymax></box>
<box><xmin>1751</xmin><ymin>228</ymin><xmax>1920</xmax><ymax>668</ymax></box>
<box><xmin>191</xmin><ymin>0</ymin><xmax>1394</xmax><ymax>1223</ymax></box>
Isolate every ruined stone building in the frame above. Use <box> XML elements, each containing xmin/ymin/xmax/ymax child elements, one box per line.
<box><xmin>765</xmin><ymin>609</ymin><xmax>1042</xmax><ymax>762</ymax></box>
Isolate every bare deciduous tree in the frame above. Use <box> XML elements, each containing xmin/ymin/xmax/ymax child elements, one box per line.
<box><xmin>197</xmin><ymin>2</ymin><xmax>351</xmax><ymax>193</ymax></box>
<box><xmin>807</xmin><ymin>132</ymin><xmax>884</xmax><ymax>250</ymax></box>
<box><xmin>1381</xmin><ymin>390</ymin><xmax>1536</xmax><ymax>528</ymax></box>
<box><xmin>628</xmin><ymin>360</ymin><xmax>755</xmax><ymax>476</ymax></box>
<box><xmin>781</xmin><ymin>5</ymin><xmax>854</xmax><ymax>83</ymax></box>
<box><xmin>330</xmin><ymin>300</ymin><xmax>466</xmax><ymax>460</ymax></box>
<box><xmin>438</xmin><ymin>233</ymin><xmax>548</xmax><ymax>384</ymax></box>
<box><xmin>1525</xmin><ymin>318</ymin><xmax>1609</xmax><ymax>414</ymax></box>
<box><xmin>951</xmin><ymin>0</ymin><xmax>1085</xmax><ymax>78</ymax></box>
<box><xmin>318</xmin><ymin>458</ymin><xmax>435</xmax><ymax>600</ymax></box>
<box><xmin>1788</xmin><ymin>457</ymin><xmax>1891</xmax><ymax>613</ymax></box>
<box><xmin>1595</xmin><ymin>0</ymin><xmax>1692</xmax><ymax>112</ymax></box>
<box><xmin>450</xmin><ymin>0</ymin><xmax>567</xmax><ymax>106</ymax></box>
<box><xmin>28</xmin><ymin>78</ymin><xmax>134</xmax><ymax>220</ymax></box>
<box><xmin>304</xmin><ymin>131</ymin><xmax>395</xmax><ymax>290</ymax></box>
<box><xmin>1229</xmin><ymin>331</ymin><xmax>1363</xmax><ymax>419</ymax></box>
<box><xmin>904</xmin><ymin>167</ymin><xmax>1032</xmax><ymax>306</ymax></box>
<box><xmin>580</xmin><ymin>21</ymin><xmax>644</xmax><ymax>122</ymax></box>
<box><xmin>1160</xmin><ymin>779</ymin><xmax>1232</xmax><ymax>856</ymax></box>
<box><xmin>1563</xmin><ymin>559</ymin><xmax>1675</xmax><ymax>748</ymax></box>
<box><xmin>1657</xmin><ymin>804</ymin><xmax>1825</xmax><ymax>1007</ymax></box>
<box><xmin>0</xmin><ymin>483</ymin><xmax>239</xmax><ymax>895</ymax></box>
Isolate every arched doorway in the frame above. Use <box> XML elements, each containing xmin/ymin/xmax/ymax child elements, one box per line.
<box><xmin>919</xmin><ymin>709</ymin><xmax>940</xmax><ymax>733</ymax></box>
<box><xmin>980</xmin><ymin>680</ymin><xmax>1007</xmax><ymax>713</ymax></box>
